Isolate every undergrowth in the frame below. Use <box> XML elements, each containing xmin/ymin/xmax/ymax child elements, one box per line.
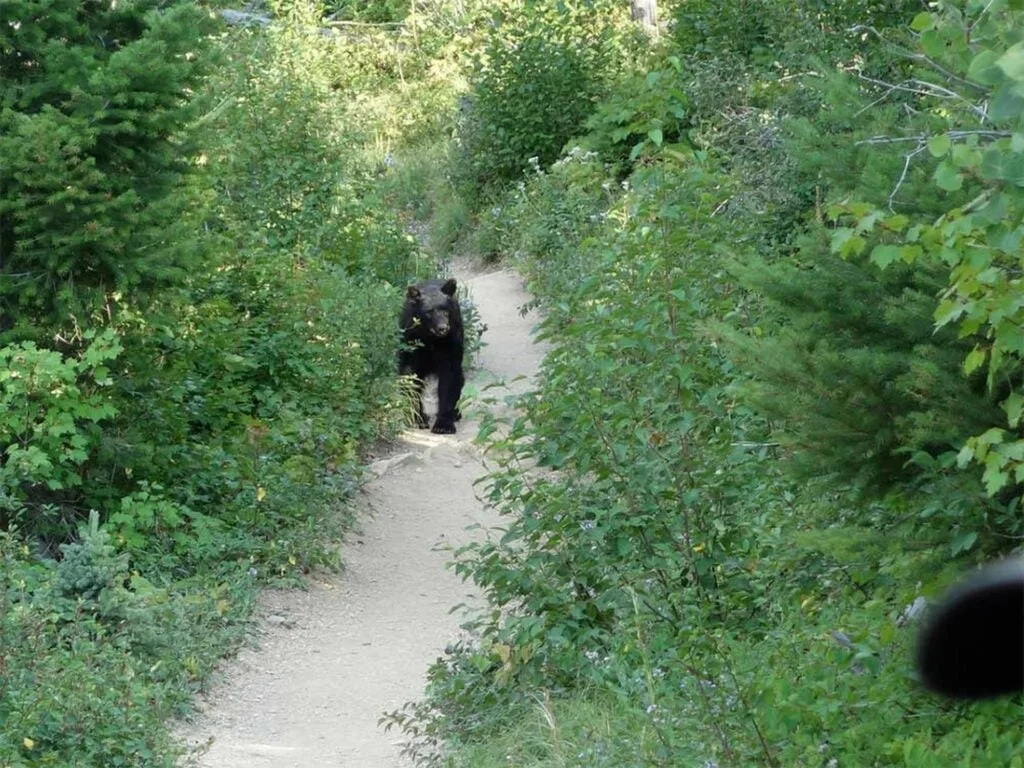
<box><xmin>0</xmin><ymin>1</ymin><xmax>466</xmax><ymax>764</ymax></box>
<box><xmin>383</xmin><ymin>2</ymin><xmax>1024</xmax><ymax>767</ymax></box>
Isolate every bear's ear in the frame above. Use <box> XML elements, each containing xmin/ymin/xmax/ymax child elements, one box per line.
<box><xmin>406</xmin><ymin>285</ymin><xmax>422</xmax><ymax>300</ymax></box>
<box><xmin>441</xmin><ymin>278</ymin><xmax>457</xmax><ymax>297</ymax></box>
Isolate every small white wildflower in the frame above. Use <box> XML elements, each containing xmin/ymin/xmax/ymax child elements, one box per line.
<box><xmin>646</xmin><ymin>703</ymin><xmax>657</xmax><ymax>714</ymax></box>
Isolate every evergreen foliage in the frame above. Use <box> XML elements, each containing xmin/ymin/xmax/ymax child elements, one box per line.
<box><xmin>0</xmin><ymin>0</ymin><xmax>217</xmax><ymax>329</ymax></box>
<box><xmin>0</xmin><ymin>1</ymin><xmax>445</xmax><ymax>763</ymax></box>
<box><xmin>3</xmin><ymin>0</ymin><xmax>1023</xmax><ymax>764</ymax></box>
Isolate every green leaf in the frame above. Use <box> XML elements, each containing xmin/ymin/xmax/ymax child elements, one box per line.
<box><xmin>996</xmin><ymin>41</ymin><xmax>1024</xmax><ymax>82</ymax></box>
<box><xmin>967</xmin><ymin>49</ymin><xmax>1004</xmax><ymax>86</ymax></box>
<box><xmin>899</xmin><ymin>244</ymin><xmax>923</xmax><ymax>264</ymax></box>
<box><xmin>934</xmin><ymin>160</ymin><xmax>963</xmax><ymax>191</ymax></box>
<box><xmin>957</xmin><ymin>442</ymin><xmax>975</xmax><ymax>468</ymax></box>
<box><xmin>980</xmin><ymin>146</ymin><xmax>1024</xmax><ymax>185</ymax></box>
<box><xmin>829</xmin><ymin>227</ymin><xmax>854</xmax><ymax>254</ymax></box>
<box><xmin>983</xmin><ymin>454</ymin><xmax>1010</xmax><ymax>495</ymax></box>
<box><xmin>1005</xmin><ymin>392</ymin><xmax>1024</xmax><ymax>428</ymax></box>
<box><xmin>910</xmin><ymin>12</ymin><xmax>934</xmax><ymax>31</ymax></box>
<box><xmin>854</xmin><ymin>209</ymin><xmax>883</xmax><ymax>234</ymax></box>
<box><xmin>989</xmin><ymin>81</ymin><xmax>1024</xmax><ymax>122</ymax></box>
<box><xmin>920</xmin><ymin>29</ymin><xmax>945</xmax><ymax>59</ymax></box>
<box><xmin>927</xmin><ymin>134</ymin><xmax>951</xmax><ymax>157</ymax></box>
<box><xmin>869</xmin><ymin>244</ymin><xmax>900</xmax><ymax>269</ymax></box>
<box><xmin>963</xmin><ymin>345</ymin><xmax>988</xmax><ymax>375</ymax></box>
<box><xmin>950</xmin><ymin>530</ymin><xmax>978</xmax><ymax>555</ymax></box>
<box><xmin>648</xmin><ymin>127</ymin><xmax>663</xmax><ymax>146</ymax></box>
<box><xmin>951</xmin><ymin>144</ymin><xmax>982</xmax><ymax>169</ymax></box>
<box><xmin>883</xmin><ymin>213</ymin><xmax>909</xmax><ymax>231</ymax></box>
<box><xmin>1012</xmin><ymin>133</ymin><xmax>1024</xmax><ymax>152</ymax></box>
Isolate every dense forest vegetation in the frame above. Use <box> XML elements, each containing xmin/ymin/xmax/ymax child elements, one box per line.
<box><xmin>1</xmin><ymin>0</ymin><xmax>1021</xmax><ymax>766</ymax></box>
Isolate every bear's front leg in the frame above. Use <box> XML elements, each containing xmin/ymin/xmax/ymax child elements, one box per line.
<box><xmin>432</xmin><ymin>359</ymin><xmax>463</xmax><ymax>434</ymax></box>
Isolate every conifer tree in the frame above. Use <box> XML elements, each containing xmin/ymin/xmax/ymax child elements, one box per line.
<box><xmin>683</xmin><ymin>1</ymin><xmax>1013</xmax><ymax>495</ymax></box>
<box><xmin>0</xmin><ymin>0</ymin><xmax>216</xmax><ymax>332</ymax></box>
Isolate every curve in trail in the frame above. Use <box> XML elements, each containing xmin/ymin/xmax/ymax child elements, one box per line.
<box><xmin>182</xmin><ymin>263</ymin><xmax>543</xmax><ymax>768</ymax></box>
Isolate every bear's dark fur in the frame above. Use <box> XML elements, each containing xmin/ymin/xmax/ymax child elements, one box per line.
<box><xmin>399</xmin><ymin>278</ymin><xmax>465</xmax><ymax>434</ymax></box>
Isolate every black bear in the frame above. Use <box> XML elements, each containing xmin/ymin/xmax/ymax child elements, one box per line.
<box><xmin>399</xmin><ymin>278</ymin><xmax>465</xmax><ymax>434</ymax></box>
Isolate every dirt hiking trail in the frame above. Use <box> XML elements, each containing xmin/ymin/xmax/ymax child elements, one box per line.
<box><xmin>182</xmin><ymin>262</ymin><xmax>544</xmax><ymax>767</ymax></box>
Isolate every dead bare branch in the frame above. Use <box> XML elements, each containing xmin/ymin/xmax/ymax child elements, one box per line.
<box><xmin>855</xmin><ymin>73</ymin><xmax>990</xmax><ymax>122</ymax></box>
<box><xmin>856</xmin><ymin>130</ymin><xmax>1012</xmax><ymax>146</ymax></box>
<box><xmin>889</xmin><ymin>143</ymin><xmax>927</xmax><ymax>212</ymax></box>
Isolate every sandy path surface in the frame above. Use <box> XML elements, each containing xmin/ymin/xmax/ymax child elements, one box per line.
<box><xmin>181</xmin><ymin>263</ymin><xmax>543</xmax><ymax>767</ymax></box>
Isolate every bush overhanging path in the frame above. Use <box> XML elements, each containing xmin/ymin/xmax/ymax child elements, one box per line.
<box><xmin>182</xmin><ymin>263</ymin><xmax>543</xmax><ymax>767</ymax></box>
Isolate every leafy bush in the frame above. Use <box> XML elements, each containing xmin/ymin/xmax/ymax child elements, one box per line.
<box><xmin>452</xmin><ymin>1</ymin><xmax>627</xmax><ymax>197</ymax></box>
<box><xmin>390</xmin><ymin>3</ymin><xmax>1024</xmax><ymax>759</ymax></box>
<box><xmin>577</xmin><ymin>58</ymin><xmax>690</xmax><ymax>173</ymax></box>
<box><xmin>0</xmin><ymin>331</ymin><xmax>121</xmax><ymax>545</ymax></box>
<box><xmin>0</xmin><ymin>524</ymin><xmax>254</xmax><ymax>767</ymax></box>
<box><xmin>0</xmin><ymin>2</ymin><xmax>448</xmax><ymax>763</ymax></box>
<box><xmin>672</xmin><ymin>0</ymin><xmax>920</xmax><ymax>67</ymax></box>
<box><xmin>326</xmin><ymin>0</ymin><xmax>407</xmax><ymax>23</ymax></box>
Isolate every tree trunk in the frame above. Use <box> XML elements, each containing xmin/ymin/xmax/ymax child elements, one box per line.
<box><xmin>630</xmin><ymin>0</ymin><xmax>657</xmax><ymax>35</ymax></box>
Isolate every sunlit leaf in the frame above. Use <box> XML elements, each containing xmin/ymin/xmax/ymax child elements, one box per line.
<box><xmin>927</xmin><ymin>134</ymin><xmax>951</xmax><ymax>157</ymax></box>
<box><xmin>934</xmin><ymin>160</ymin><xmax>963</xmax><ymax>191</ymax></box>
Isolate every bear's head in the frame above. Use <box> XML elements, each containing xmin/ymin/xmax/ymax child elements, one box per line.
<box><xmin>406</xmin><ymin>278</ymin><xmax>458</xmax><ymax>339</ymax></box>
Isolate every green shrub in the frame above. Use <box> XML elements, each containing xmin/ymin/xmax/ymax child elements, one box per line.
<box><xmin>0</xmin><ymin>331</ymin><xmax>121</xmax><ymax>544</ymax></box>
<box><xmin>672</xmin><ymin>0</ymin><xmax>919</xmax><ymax>67</ymax></box>
<box><xmin>0</xmin><ymin>525</ymin><xmax>254</xmax><ymax>767</ymax></box>
<box><xmin>452</xmin><ymin>1</ymin><xmax>627</xmax><ymax>198</ymax></box>
<box><xmin>1</xmin><ymin>3</ymin><xmax>447</xmax><ymax>763</ymax></box>
<box><xmin>392</xmin><ymin>16</ymin><xmax>1024</xmax><ymax>759</ymax></box>
<box><xmin>326</xmin><ymin>0</ymin><xmax>407</xmax><ymax>23</ymax></box>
